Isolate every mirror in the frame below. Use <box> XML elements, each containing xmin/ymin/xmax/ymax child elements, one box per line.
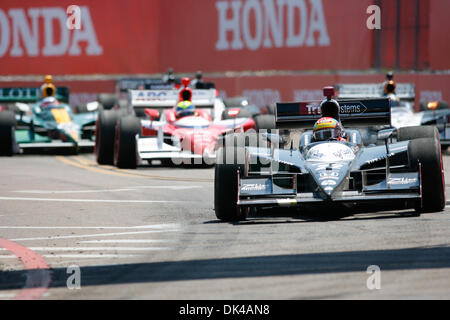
<box><xmin>377</xmin><ymin>128</ymin><xmax>396</xmax><ymax>141</ymax></box>
<box><xmin>227</xmin><ymin>108</ymin><xmax>240</xmax><ymax>118</ymax></box>
<box><xmin>15</xmin><ymin>102</ymin><xmax>31</xmax><ymax>114</ymax></box>
<box><xmin>145</xmin><ymin>108</ymin><xmax>160</xmax><ymax>120</ymax></box>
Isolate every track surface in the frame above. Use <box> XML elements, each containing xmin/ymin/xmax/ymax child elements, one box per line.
<box><xmin>1</xmin><ymin>152</ymin><xmax>450</xmax><ymax>299</ymax></box>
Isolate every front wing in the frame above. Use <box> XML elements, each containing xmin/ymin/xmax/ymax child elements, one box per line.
<box><xmin>137</xmin><ymin>137</ymin><xmax>216</xmax><ymax>164</ymax></box>
<box><xmin>238</xmin><ymin>172</ymin><xmax>421</xmax><ymax>209</ymax></box>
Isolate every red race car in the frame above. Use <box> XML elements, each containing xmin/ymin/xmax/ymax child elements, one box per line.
<box><xmin>95</xmin><ymin>78</ymin><xmax>260</xmax><ymax>168</ymax></box>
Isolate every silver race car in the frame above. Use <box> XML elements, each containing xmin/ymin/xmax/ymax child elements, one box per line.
<box><xmin>214</xmin><ymin>87</ymin><xmax>445</xmax><ymax>221</ymax></box>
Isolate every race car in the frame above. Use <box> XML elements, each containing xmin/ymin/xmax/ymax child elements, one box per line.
<box><xmin>95</xmin><ymin>78</ymin><xmax>258</xmax><ymax>168</ymax></box>
<box><xmin>222</xmin><ymin>96</ymin><xmax>276</xmax><ymax>130</ymax></box>
<box><xmin>214</xmin><ymin>86</ymin><xmax>445</xmax><ymax>221</ymax></box>
<box><xmin>0</xmin><ymin>87</ymin><xmax>97</xmax><ymax>156</ymax></box>
<box><xmin>335</xmin><ymin>75</ymin><xmax>450</xmax><ymax>148</ymax></box>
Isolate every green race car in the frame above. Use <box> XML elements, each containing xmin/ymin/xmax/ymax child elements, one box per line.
<box><xmin>0</xmin><ymin>87</ymin><xmax>97</xmax><ymax>156</ymax></box>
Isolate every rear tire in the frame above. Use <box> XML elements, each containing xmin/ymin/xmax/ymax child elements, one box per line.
<box><xmin>398</xmin><ymin>126</ymin><xmax>439</xmax><ymax>142</ymax></box>
<box><xmin>0</xmin><ymin>111</ymin><xmax>16</xmax><ymax>156</ymax></box>
<box><xmin>98</xmin><ymin>93</ymin><xmax>118</xmax><ymax>110</ymax></box>
<box><xmin>222</xmin><ymin>108</ymin><xmax>252</xmax><ymax>120</ymax></box>
<box><xmin>95</xmin><ymin>110</ymin><xmax>120</xmax><ymax>165</ymax></box>
<box><xmin>114</xmin><ymin>116</ymin><xmax>141</xmax><ymax>169</ymax></box>
<box><xmin>254</xmin><ymin>114</ymin><xmax>276</xmax><ymax>131</ymax></box>
<box><xmin>408</xmin><ymin>137</ymin><xmax>445</xmax><ymax>213</ymax></box>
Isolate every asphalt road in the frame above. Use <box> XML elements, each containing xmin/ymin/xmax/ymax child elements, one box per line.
<box><xmin>0</xmin><ymin>151</ymin><xmax>450</xmax><ymax>300</ymax></box>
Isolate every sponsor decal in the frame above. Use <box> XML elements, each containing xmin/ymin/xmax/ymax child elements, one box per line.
<box><xmin>0</xmin><ymin>6</ymin><xmax>102</xmax><ymax>58</ymax></box>
<box><xmin>136</xmin><ymin>91</ymin><xmax>169</xmax><ymax>99</ymax></box>
<box><xmin>387</xmin><ymin>177</ymin><xmax>417</xmax><ymax>185</ymax></box>
<box><xmin>321</xmin><ymin>179</ymin><xmax>336</xmax><ymax>186</ymax></box>
<box><xmin>241</xmin><ymin>183</ymin><xmax>267</xmax><ymax>191</ymax></box>
<box><xmin>277</xmin><ymin>199</ymin><xmax>297</xmax><ymax>206</ymax></box>
<box><xmin>215</xmin><ymin>0</ymin><xmax>330</xmax><ymax>51</ymax></box>
<box><xmin>0</xmin><ymin>88</ymin><xmax>39</xmax><ymax>99</ymax></box>
<box><xmin>319</xmin><ymin>171</ymin><xmax>339</xmax><ymax>180</ymax></box>
<box><xmin>313</xmin><ymin>163</ymin><xmax>344</xmax><ymax>170</ymax></box>
<box><xmin>339</xmin><ymin>103</ymin><xmax>367</xmax><ymax>114</ymax></box>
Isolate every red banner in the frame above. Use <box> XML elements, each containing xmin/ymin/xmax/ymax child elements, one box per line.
<box><xmin>0</xmin><ymin>0</ymin><xmax>448</xmax><ymax>75</ymax></box>
<box><xmin>0</xmin><ymin>0</ymin><xmax>160</xmax><ymax>75</ymax></box>
<box><xmin>159</xmin><ymin>0</ymin><xmax>374</xmax><ymax>73</ymax></box>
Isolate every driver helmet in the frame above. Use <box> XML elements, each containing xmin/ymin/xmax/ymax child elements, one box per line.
<box><xmin>313</xmin><ymin>117</ymin><xmax>344</xmax><ymax>141</ymax></box>
<box><xmin>176</xmin><ymin>100</ymin><xmax>195</xmax><ymax>118</ymax></box>
<box><xmin>384</xmin><ymin>80</ymin><xmax>396</xmax><ymax>95</ymax></box>
<box><xmin>41</xmin><ymin>84</ymin><xmax>56</xmax><ymax>98</ymax></box>
<box><xmin>41</xmin><ymin>75</ymin><xmax>56</xmax><ymax>98</ymax></box>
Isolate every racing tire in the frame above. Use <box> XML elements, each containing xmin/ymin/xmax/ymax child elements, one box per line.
<box><xmin>0</xmin><ymin>111</ymin><xmax>16</xmax><ymax>156</ymax></box>
<box><xmin>95</xmin><ymin>110</ymin><xmax>120</xmax><ymax>165</ymax></box>
<box><xmin>254</xmin><ymin>114</ymin><xmax>276</xmax><ymax>131</ymax></box>
<box><xmin>222</xmin><ymin>108</ymin><xmax>252</xmax><ymax>120</ymax></box>
<box><xmin>408</xmin><ymin>137</ymin><xmax>446</xmax><ymax>213</ymax></box>
<box><xmin>214</xmin><ymin>147</ymin><xmax>248</xmax><ymax>221</ymax></box>
<box><xmin>397</xmin><ymin>126</ymin><xmax>439</xmax><ymax>142</ymax></box>
<box><xmin>215</xmin><ymin>132</ymin><xmax>268</xmax><ymax>221</ymax></box>
<box><xmin>114</xmin><ymin>116</ymin><xmax>141</xmax><ymax>169</ymax></box>
<box><xmin>118</xmin><ymin>99</ymin><xmax>128</xmax><ymax>110</ymax></box>
<box><xmin>266</xmin><ymin>103</ymin><xmax>276</xmax><ymax>115</ymax></box>
<box><xmin>98</xmin><ymin>93</ymin><xmax>118</xmax><ymax>110</ymax></box>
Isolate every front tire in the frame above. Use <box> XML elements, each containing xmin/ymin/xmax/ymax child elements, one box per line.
<box><xmin>214</xmin><ymin>147</ymin><xmax>248</xmax><ymax>221</ymax></box>
<box><xmin>408</xmin><ymin>137</ymin><xmax>446</xmax><ymax>213</ymax></box>
<box><xmin>0</xmin><ymin>111</ymin><xmax>16</xmax><ymax>156</ymax></box>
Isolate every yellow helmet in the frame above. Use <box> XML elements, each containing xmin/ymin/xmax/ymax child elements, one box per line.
<box><xmin>42</xmin><ymin>83</ymin><xmax>56</xmax><ymax>98</ymax></box>
<box><xmin>44</xmin><ymin>75</ymin><xmax>53</xmax><ymax>84</ymax></box>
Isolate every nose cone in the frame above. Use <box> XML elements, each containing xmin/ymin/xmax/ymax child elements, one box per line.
<box><xmin>308</xmin><ymin>162</ymin><xmax>350</xmax><ymax>199</ymax></box>
<box><xmin>323</xmin><ymin>186</ymin><xmax>335</xmax><ymax>197</ymax></box>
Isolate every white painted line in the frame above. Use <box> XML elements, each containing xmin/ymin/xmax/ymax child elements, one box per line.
<box><xmin>14</xmin><ymin>186</ymin><xmax>203</xmax><ymax>194</ymax></box>
<box><xmin>0</xmin><ymin>196</ymin><xmax>189</xmax><ymax>204</ymax></box>
<box><xmin>0</xmin><ymin>247</ymin><xmax>170</xmax><ymax>252</ymax></box>
<box><xmin>78</xmin><ymin>239</ymin><xmax>174</xmax><ymax>244</ymax></box>
<box><xmin>0</xmin><ymin>224</ymin><xmax>180</xmax><ymax>230</ymax></box>
<box><xmin>10</xmin><ymin>230</ymin><xmax>179</xmax><ymax>241</ymax></box>
<box><xmin>0</xmin><ymin>254</ymin><xmax>141</xmax><ymax>259</ymax></box>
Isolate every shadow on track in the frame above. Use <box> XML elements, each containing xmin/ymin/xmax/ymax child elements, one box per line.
<box><xmin>205</xmin><ymin>208</ymin><xmax>421</xmax><ymax>226</ymax></box>
<box><xmin>1</xmin><ymin>245</ymin><xmax>449</xmax><ymax>290</ymax></box>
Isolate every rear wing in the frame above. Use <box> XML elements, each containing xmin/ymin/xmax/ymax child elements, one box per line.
<box><xmin>276</xmin><ymin>98</ymin><xmax>391</xmax><ymax>129</ymax></box>
<box><xmin>129</xmin><ymin>89</ymin><xmax>217</xmax><ymax>113</ymax></box>
<box><xmin>117</xmin><ymin>78</ymin><xmax>216</xmax><ymax>93</ymax></box>
<box><xmin>0</xmin><ymin>87</ymin><xmax>70</xmax><ymax>103</ymax></box>
<box><xmin>335</xmin><ymin>83</ymin><xmax>415</xmax><ymax>101</ymax></box>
